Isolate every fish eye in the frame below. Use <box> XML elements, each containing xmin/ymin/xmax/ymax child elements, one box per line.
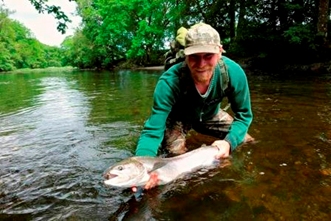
<box><xmin>117</xmin><ymin>166</ymin><xmax>123</xmax><ymax>170</ymax></box>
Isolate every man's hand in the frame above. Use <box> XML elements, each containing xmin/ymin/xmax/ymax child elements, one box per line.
<box><xmin>131</xmin><ymin>172</ymin><xmax>159</xmax><ymax>193</ymax></box>
<box><xmin>144</xmin><ymin>172</ymin><xmax>159</xmax><ymax>190</ymax></box>
<box><xmin>212</xmin><ymin>140</ymin><xmax>230</xmax><ymax>159</ymax></box>
<box><xmin>136</xmin><ymin>140</ymin><xmax>230</xmax><ymax>192</ymax></box>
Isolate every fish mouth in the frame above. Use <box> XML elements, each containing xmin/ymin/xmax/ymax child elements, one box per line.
<box><xmin>104</xmin><ymin>173</ymin><xmax>117</xmax><ymax>180</ymax></box>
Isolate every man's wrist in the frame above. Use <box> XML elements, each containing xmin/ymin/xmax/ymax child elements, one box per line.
<box><xmin>213</xmin><ymin>140</ymin><xmax>230</xmax><ymax>150</ymax></box>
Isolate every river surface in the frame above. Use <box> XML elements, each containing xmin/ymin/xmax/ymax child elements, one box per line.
<box><xmin>0</xmin><ymin>68</ymin><xmax>330</xmax><ymax>221</ymax></box>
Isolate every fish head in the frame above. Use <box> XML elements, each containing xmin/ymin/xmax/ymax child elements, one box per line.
<box><xmin>103</xmin><ymin>158</ymin><xmax>147</xmax><ymax>188</ymax></box>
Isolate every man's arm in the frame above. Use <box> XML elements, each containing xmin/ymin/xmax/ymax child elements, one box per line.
<box><xmin>135</xmin><ymin>78</ymin><xmax>177</xmax><ymax>157</ymax></box>
<box><xmin>223</xmin><ymin>59</ymin><xmax>253</xmax><ymax>152</ymax></box>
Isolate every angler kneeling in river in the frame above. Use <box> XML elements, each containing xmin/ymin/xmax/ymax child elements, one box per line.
<box><xmin>135</xmin><ymin>23</ymin><xmax>254</xmax><ymax>190</ymax></box>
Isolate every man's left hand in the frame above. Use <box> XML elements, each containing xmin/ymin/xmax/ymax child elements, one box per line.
<box><xmin>212</xmin><ymin>140</ymin><xmax>230</xmax><ymax>159</ymax></box>
<box><xmin>144</xmin><ymin>172</ymin><xmax>159</xmax><ymax>190</ymax></box>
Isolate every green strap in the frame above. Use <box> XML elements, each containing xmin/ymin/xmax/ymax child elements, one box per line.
<box><xmin>218</xmin><ymin>58</ymin><xmax>231</xmax><ymax>110</ymax></box>
<box><xmin>218</xmin><ymin>58</ymin><xmax>229</xmax><ymax>94</ymax></box>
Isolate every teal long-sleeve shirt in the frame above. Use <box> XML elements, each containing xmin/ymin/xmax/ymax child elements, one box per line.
<box><xmin>135</xmin><ymin>56</ymin><xmax>253</xmax><ymax>157</ymax></box>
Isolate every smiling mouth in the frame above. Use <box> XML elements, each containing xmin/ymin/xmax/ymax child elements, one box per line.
<box><xmin>196</xmin><ymin>69</ymin><xmax>209</xmax><ymax>73</ymax></box>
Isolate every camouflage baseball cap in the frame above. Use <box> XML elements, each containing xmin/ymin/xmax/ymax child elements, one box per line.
<box><xmin>184</xmin><ymin>23</ymin><xmax>221</xmax><ymax>55</ymax></box>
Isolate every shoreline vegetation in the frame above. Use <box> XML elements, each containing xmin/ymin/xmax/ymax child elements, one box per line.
<box><xmin>2</xmin><ymin>58</ymin><xmax>331</xmax><ymax>75</ymax></box>
<box><xmin>134</xmin><ymin>58</ymin><xmax>331</xmax><ymax>75</ymax></box>
<box><xmin>1</xmin><ymin>1</ymin><xmax>330</xmax><ymax>74</ymax></box>
<box><xmin>2</xmin><ymin>66</ymin><xmax>79</xmax><ymax>74</ymax></box>
<box><xmin>235</xmin><ymin>57</ymin><xmax>331</xmax><ymax>74</ymax></box>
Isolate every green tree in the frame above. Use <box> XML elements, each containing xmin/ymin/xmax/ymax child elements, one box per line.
<box><xmin>70</xmin><ymin>0</ymin><xmax>187</xmax><ymax>68</ymax></box>
<box><xmin>25</xmin><ymin>0</ymin><xmax>331</xmax><ymax>68</ymax></box>
<box><xmin>61</xmin><ymin>30</ymin><xmax>97</xmax><ymax>68</ymax></box>
<box><xmin>0</xmin><ymin>4</ymin><xmax>64</xmax><ymax>71</ymax></box>
<box><xmin>0</xmin><ymin>8</ymin><xmax>15</xmax><ymax>71</ymax></box>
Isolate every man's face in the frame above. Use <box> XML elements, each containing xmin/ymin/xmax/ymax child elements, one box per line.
<box><xmin>186</xmin><ymin>51</ymin><xmax>220</xmax><ymax>84</ymax></box>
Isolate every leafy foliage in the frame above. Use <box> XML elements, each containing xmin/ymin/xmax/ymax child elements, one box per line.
<box><xmin>2</xmin><ymin>0</ymin><xmax>331</xmax><ymax>71</ymax></box>
<box><xmin>0</xmin><ymin>6</ymin><xmax>64</xmax><ymax>71</ymax></box>
<box><xmin>66</xmin><ymin>0</ymin><xmax>330</xmax><ymax>68</ymax></box>
<box><xmin>28</xmin><ymin>0</ymin><xmax>72</xmax><ymax>34</ymax></box>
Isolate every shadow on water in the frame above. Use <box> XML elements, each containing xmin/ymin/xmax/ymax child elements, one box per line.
<box><xmin>0</xmin><ymin>69</ymin><xmax>331</xmax><ymax>220</ymax></box>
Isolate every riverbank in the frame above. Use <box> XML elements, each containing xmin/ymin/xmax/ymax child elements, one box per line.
<box><xmin>135</xmin><ymin>66</ymin><xmax>164</xmax><ymax>71</ymax></box>
<box><xmin>3</xmin><ymin>59</ymin><xmax>330</xmax><ymax>75</ymax></box>
<box><xmin>237</xmin><ymin>56</ymin><xmax>331</xmax><ymax>74</ymax></box>
<box><xmin>134</xmin><ymin>59</ymin><xmax>331</xmax><ymax>74</ymax></box>
<box><xmin>3</xmin><ymin>66</ymin><xmax>78</xmax><ymax>74</ymax></box>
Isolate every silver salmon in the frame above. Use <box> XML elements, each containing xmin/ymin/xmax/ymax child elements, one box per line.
<box><xmin>103</xmin><ymin>146</ymin><xmax>220</xmax><ymax>188</ymax></box>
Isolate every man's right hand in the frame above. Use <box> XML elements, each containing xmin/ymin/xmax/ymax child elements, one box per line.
<box><xmin>212</xmin><ymin>140</ymin><xmax>231</xmax><ymax>159</ymax></box>
<box><xmin>144</xmin><ymin>172</ymin><xmax>159</xmax><ymax>190</ymax></box>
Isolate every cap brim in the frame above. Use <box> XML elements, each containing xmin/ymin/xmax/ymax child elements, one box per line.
<box><xmin>184</xmin><ymin>45</ymin><xmax>220</xmax><ymax>55</ymax></box>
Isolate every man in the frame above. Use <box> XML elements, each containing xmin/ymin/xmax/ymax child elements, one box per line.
<box><xmin>135</xmin><ymin>23</ymin><xmax>253</xmax><ymax>189</ymax></box>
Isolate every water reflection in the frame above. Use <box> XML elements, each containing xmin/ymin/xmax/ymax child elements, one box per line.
<box><xmin>0</xmin><ymin>70</ymin><xmax>160</xmax><ymax>220</ymax></box>
<box><xmin>0</xmin><ymin>70</ymin><xmax>330</xmax><ymax>220</ymax></box>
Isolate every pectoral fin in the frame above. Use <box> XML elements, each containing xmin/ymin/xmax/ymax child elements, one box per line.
<box><xmin>151</xmin><ymin>162</ymin><xmax>167</xmax><ymax>172</ymax></box>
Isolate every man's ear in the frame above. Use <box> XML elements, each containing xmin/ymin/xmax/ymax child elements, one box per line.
<box><xmin>220</xmin><ymin>45</ymin><xmax>226</xmax><ymax>53</ymax></box>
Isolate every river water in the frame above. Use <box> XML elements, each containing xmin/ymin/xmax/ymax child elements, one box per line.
<box><xmin>0</xmin><ymin>68</ymin><xmax>330</xmax><ymax>220</ymax></box>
